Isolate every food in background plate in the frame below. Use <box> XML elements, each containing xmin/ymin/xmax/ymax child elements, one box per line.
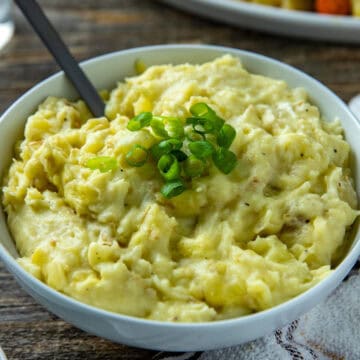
<box><xmin>251</xmin><ymin>0</ymin><xmax>313</xmax><ymax>11</ymax></box>
<box><xmin>353</xmin><ymin>0</ymin><xmax>360</xmax><ymax>15</ymax></box>
<box><xmin>242</xmin><ymin>0</ymin><xmax>360</xmax><ymax>16</ymax></box>
<box><xmin>2</xmin><ymin>55</ymin><xmax>359</xmax><ymax>322</ymax></box>
<box><xmin>315</xmin><ymin>0</ymin><xmax>350</xmax><ymax>14</ymax></box>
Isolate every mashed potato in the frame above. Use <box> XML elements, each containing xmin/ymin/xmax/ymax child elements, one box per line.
<box><xmin>2</xmin><ymin>55</ymin><xmax>359</xmax><ymax>322</ymax></box>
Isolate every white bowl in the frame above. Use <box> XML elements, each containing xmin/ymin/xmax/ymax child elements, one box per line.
<box><xmin>0</xmin><ymin>45</ymin><xmax>359</xmax><ymax>351</ymax></box>
<box><xmin>0</xmin><ymin>347</ymin><xmax>8</xmax><ymax>360</ymax></box>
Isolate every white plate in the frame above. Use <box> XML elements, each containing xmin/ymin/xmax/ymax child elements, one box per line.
<box><xmin>162</xmin><ymin>0</ymin><xmax>360</xmax><ymax>43</ymax></box>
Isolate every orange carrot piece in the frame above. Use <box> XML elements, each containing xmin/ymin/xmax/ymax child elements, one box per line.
<box><xmin>315</xmin><ymin>0</ymin><xmax>350</xmax><ymax>15</ymax></box>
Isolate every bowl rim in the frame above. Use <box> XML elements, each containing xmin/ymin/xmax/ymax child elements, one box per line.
<box><xmin>0</xmin><ymin>43</ymin><xmax>359</xmax><ymax>329</ymax></box>
<box><xmin>0</xmin><ymin>346</ymin><xmax>7</xmax><ymax>360</ymax></box>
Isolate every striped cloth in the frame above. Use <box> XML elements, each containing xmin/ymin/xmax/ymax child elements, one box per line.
<box><xmin>152</xmin><ymin>261</ymin><xmax>360</xmax><ymax>360</ymax></box>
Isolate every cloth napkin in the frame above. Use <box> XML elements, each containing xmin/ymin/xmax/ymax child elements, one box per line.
<box><xmin>152</xmin><ymin>261</ymin><xmax>360</xmax><ymax>360</ymax></box>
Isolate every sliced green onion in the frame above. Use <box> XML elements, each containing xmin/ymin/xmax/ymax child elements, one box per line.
<box><xmin>86</xmin><ymin>156</ymin><xmax>118</xmax><ymax>173</ymax></box>
<box><xmin>184</xmin><ymin>155</ymin><xmax>205</xmax><ymax>178</ymax></box>
<box><xmin>134</xmin><ymin>59</ymin><xmax>147</xmax><ymax>75</ymax></box>
<box><xmin>189</xmin><ymin>103</ymin><xmax>225</xmax><ymax>133</ymax></box>
<box><xmin>212</xmin><ymin>148</ymin><xmax>237</xmax><ymax>174</ymax></box>
<box><xmin>157</xmin><ymin>154</ymin><xmax>181</xmax><ymax>181</ymax></box>
<box><xmin>188</xmin><ymin>140</ymin><xmax>214</xmax><ymax>159</ymax></box>
<box><xmin>121</xmin><ymin>105</ymin><xmax>238</xmax><ymax>198</ymax></box>
<box><xmin>193</xmin><ymin>122</ymin><xmax>211</xmax><ymax>134</ymax></box>
<box><xmin>190</xmin><ymin>103</ymin><xmax>210</xmax><ymax>117</ymax></box>
<box><xmin>126</xmin><ymin>144</ymin><xmax>149</xmax><ymax>167</ymax></box>
<box><xmin>210</xmin><ymin>115</ymin><xmax>225</xmax><ymax>133</ymax></box>
<box><xmin>187</xmin><ymin>117</ymin><xmax>214</xmax><ymax>134</ymax></box>
<box><xmin>161</xmin><ymin>179</ymin><xmax>186</xmax><ymax>198</ymax></box>
<box><xmin>164</xmin><ymin>116</ymin><xmax>184</xmax><ymax>139</ymax></box>
<box><xmin>185</xmin><ymin>117</ymin><xmax>199</xmax><ymax>126</ymax></box>
<box><xmin>151</xmin><ymin>139</ymin><xmax>182</xmax><ymax>160</ymax></box>
<box><xmin>127</xmin><ymin>112</ymin><xmax>152</xmax><ymax>131</ymax></box>
<box><xmin>150</xmin><ymin>117</ymin><xmax>168</xmax><ymax>138</ymax></box>
<box><xmin>217</xmin><ymin>124</ymin><xmax>236</xmax><ymax>149</ymax></box>
<box><xmin>185</xmin><ymin>128</ymin><xmax>206</xmax><ymax>142</ymax></box>
<box><xmin>171</xmin><ymin>150</ymin><xmax>188</xmax><ymax>162</ymax></box>
<box><xmin>151</xmin><ymin>116</ymin><xmax>184</xmax><ymax>139</ymax></box>
<box><xmin>186</xmin><ymin>117</ymin><xmax>212</xmax><ymax>129</ymax></box>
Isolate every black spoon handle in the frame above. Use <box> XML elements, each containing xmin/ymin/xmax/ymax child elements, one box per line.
<box><xmin>14</xmin><ymin>0</ymin><xmax>105</xmax><ymax>118</ymax></box>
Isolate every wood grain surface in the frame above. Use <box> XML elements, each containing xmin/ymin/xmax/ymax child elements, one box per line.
<box><xmin>0</xmin><ymin>1</ymin><xmax>360</xmax><ymax>359</ymax></box>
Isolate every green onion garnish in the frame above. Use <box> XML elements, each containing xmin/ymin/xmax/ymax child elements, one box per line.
<box><xmin>188</xmin><ymin>140</ymin><xmax>214</xmax><ymax>159</ymax></box>
<box><xmin>187</xmin><ymin>117</ymin><xmax>214</xmax><ymax>134</ymax></box>
<box><xmin>150</xmin><ymin>116</ymin><xmax>169</xmax><ymax>138</ymax></box>
<box><xmin>217</xmin><ymin>124</ymin><xmax>236</xmax><ymax>149</ymax></box>
<box><xmin>164</xmin><ymin>116</ymin><xmax>184</xmax><ymax>139</ymax></box>
<box><xmin>190</xmin><ymin>103</ymin><xmax>210</xmax><ymax>117</ymax></box>
<box><xmin>86</xmin><ymin>156</ymin><xmax>118</xmax><ymax>173</ymax></box>
<box><xmin>151</xmin><ymin>116</ymin><xmax>184</xmax><ymax>139</ymax></box>
<box><xmin>157</xmin><ymin>154</ymin><xmax>181</xmax><ymax>181</ymax></box>
<box><xmin>134</xmin><ymin>59</ymin><xmax>147</xmax><ymax>75</ymax></box>
<box><xmin>151</xmin><ymin>139</ymin><xmax>183</xmax><ymax>160</ymax></box>
<box><xmin>126</xmin><ymin>144</ymin><xmax>149</xmax><ymax>167</ymax></box>
<box><xmin>127</xmin><ymin>112</ymin><xmax>152</xmax><ymax>131</ymax></box>
<box><xmin>171</xmin><ymin>150</ymin><xmax>188</xmax><ymax>162</ymax></box>
<box><xmin>125</xmin><ymin>104</ymin><xmax>238</xmax><ymax>198</ymax></box>
<box><xmin>212</xmin><ymin>148</ymin><xmax>237</xmax><ymax>174</ymax></box>
<box><xmin>161</xmin><ymin>179</ymin><xmax>186</xmax><ymax>198</ymax></box>
<box><xmin>184</xmin><ymin>155</ymin><xmax>205</xmax><ymax>178</ymax></box>
<box><xmin>185</xmin><ymin>129</ymin><xmax>206</xmax><ymax>142</ymax></box>
<box><xmin>189</xmin><ymin>103</ymin><xmax>224</xmax><ymax>133</ymax></box>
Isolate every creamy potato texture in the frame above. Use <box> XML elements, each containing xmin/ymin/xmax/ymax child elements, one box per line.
<box><xmin>2</xmin><ymin>56</ymin><xmax>359</xmax><ymax>321</ymax></box>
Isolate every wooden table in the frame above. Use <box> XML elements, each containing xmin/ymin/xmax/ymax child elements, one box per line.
<box><xmin>0</xmin><ymin>1</ymin><xmax>359</xmax><ymax>358</ymax></box>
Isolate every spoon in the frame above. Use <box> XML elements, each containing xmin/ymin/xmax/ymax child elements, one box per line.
<box><xmin>12</xmin><ymin>0</ymin><xmax>360</xmax><ymax>124</ymax></box>
<box><xmin>14</xmin><ymin>0</ymin><xmax>105</xmax><ymax>118</ymax></box>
